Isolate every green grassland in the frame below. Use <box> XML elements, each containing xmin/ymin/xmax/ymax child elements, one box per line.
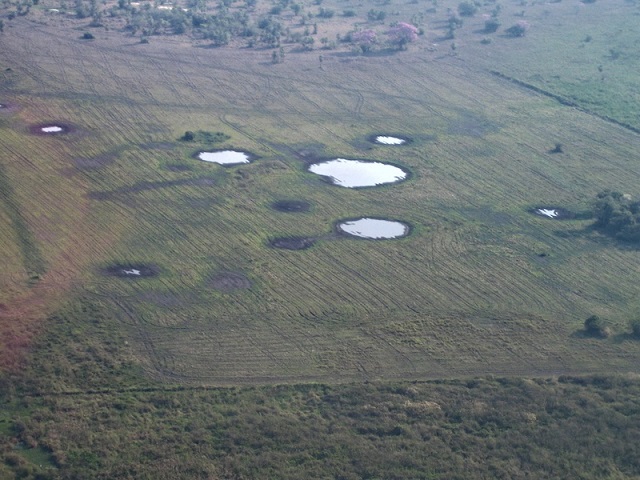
<box><xmin>2</xmin><ymin>0</ymin><xmax>640</xmax><ymax>477</ymax></box>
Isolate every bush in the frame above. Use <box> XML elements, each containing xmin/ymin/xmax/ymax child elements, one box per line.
<box><xmin>458</xmin><ymin>1</ymin><xmax>477</xmax><ymax>17</ymax></box>
<box><xmin>593</xmin><ymin>190</ymin><xmax>640</xmax><ymax>243</ymax></box>
<box><xmin>181</xmin><ymin>131</ymin><xmax>195</xmax><ymax>141</ymax></box>
<box><xmin>584</xmin><ymin>315</ymin><xmax>610</xmax><ymax>338</ymax></box>
<box><xmin>505</xmin><ymin>21</ymin><xmax>530</xmax><ymax>37</ymax></box>
<box><xmin>630</xmin><ymin>319</ymin><xmax>640</xmax><ymax>338</ymax></box>
<box><xmin>81</xmin><ymin>32</ymin><xmax>95</xmax><ymax>39</ymax></box>
<box><xmin>484</xmin><ymin>18</ymin><xmax>500</xmax><ymax>33</ymax></box>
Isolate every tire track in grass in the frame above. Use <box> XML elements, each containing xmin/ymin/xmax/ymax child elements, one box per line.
<box><xmin>0</xmin><ymin>161</ymin><xmax>46</xmax><ymax>277</ymax></box>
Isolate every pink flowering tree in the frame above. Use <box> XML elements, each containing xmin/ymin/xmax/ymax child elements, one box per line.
<box><xmin>387</xmin><ymin>22</ymin><xmax>419</xmax><ymax>49</ymax></box>
<box><xmin>351</xmin><ymin>29</ymin><xmax>377</xmax><ymax>53</ymax></box>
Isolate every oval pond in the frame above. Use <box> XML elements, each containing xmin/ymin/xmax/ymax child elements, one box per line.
<box><xmin>338</xmin><ymin>218</ymin><xmax>409</xmax><ymax>239</ymax></box>
<box><xmin>308</xmin><ymin>158</ymin><xmax>407</xmax><ymax>188</ymax></box>
<box><xmin>375</xmin><ymin>135</ymin><xmax>406</xmax><ymax>145</ymax></box>
<box><xmin>197</xmin><ymin>150</ymin><xmax>251</xmax><ymax>165</ymax></box>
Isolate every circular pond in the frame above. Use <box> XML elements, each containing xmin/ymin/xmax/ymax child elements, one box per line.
<box><xmin>308</xmin><ymin>158</ymin><xmax>407</xmax><ymax>188</ymax></box>
<box><xmin>374</xmin><ymin>135</ymin><xmax>406</xmax><ymax>145</ymax></box>
<box><xmin>338</xmin><ymin>218</ymin><xmax>409</xmax><ymax>239</ymax></box>
<box><xmin>197</xmin><ymin>150</ymin><xmax>251</xmax><ymax>165</ymax></box>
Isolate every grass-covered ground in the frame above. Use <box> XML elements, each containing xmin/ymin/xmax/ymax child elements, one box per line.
<box><xmin>2</xmin><ymin>0</ymin><xmax>640</xmax><ymax>477</ymax></box>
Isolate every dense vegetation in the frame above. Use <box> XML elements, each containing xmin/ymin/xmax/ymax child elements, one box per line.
<box><xmin>4</xmin><ymin>369</ymin><xmax>640</xmax><ymax>478</ymax></box>
<box><xmin>593</xmin><ymin>190</ymin><xmax>640</xmax><ymax>243</ymax></box>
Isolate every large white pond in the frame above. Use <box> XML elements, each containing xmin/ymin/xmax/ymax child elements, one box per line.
<box><xmin>338</xmin><ymin>218</ymin><xmax>409</xmax><ymax>239</ymax></box>
<box><xmin>375</xmin><ymin>135</ymin><xmax>406</xmax><ymax>145</ymax></box>
<box><xmin>197</xmin><ymin>150</ymin><xmax>251</xmax><ymax>165</ymax></box>
<box><xmin>308</xmin><ymin>158</ymin><xmax>407</xmax><ymax>188</ymax></box>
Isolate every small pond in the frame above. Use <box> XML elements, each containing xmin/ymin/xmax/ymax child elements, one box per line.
<box><xmin>30</xmin><ymin>123</ymin><xmax>72</xmax><ymax>135</ymax></box>
<box><xmin>41</xmin><ymin>126</ymin><xmax>64</xmax><ymax>133</ymax></box>
<box><xmin>532</xmin><ymin>207</ymin><xmax>573</xmax><ymax>220</ymax></box>
<box><xmin>197</xmin><ymin>150</ymin><xmax>251</xmax><ymax>165</ymax></box>
<box><xmin>102</xmin><ymin>264</ymin><xmax>159</xmax><ymax>278</ymax></box>
<box><xmin>308</xmin><ymin>158</ymin><xmax>407</xmax><ymax>188</ymax></box>
<box><xmin>374</xmin><ymin>135</ymin><xmax>406</xmax><ymax>145</ymax></box>
<box><xmin>338</xmin><ymin>218</ymin><xmax>409</xmax><ymax>239</ymax></box>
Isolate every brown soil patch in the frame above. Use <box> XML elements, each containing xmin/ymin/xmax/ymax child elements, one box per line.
<box><xmin>270</xmin><ymin>236</ymin><xmax>316</xmax><ymax>250</ymax></box>
<box><xmin>271</xmin><ymin>200</ymin><xmax>311</xmax><ymax>212</ymax></box>
<box><xmin>208</xmin><ymin>272</ymin><xmax>252</xmax><ymax>292</ymax></box>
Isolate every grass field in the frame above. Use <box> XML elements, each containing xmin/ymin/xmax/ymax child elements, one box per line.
<box><xmin>1</xmin><ymin>0</ymin><xmax>640</xmax><ymax>476</ymax></box>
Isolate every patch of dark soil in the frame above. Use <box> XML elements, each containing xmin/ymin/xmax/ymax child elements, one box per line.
<box><xmin>143</xmin><ymin>142</ymin><xmax>176</xmax><ymax>150</ymax></box>
<box><xmin>164</xmin><ymin>164</ymin><xmax>193</xmax><ymax>172</ymax></box>
<box><xmin>271</xmin><ymin>200</ymin><xmax>311</xmax><ymax>213</ymax></box>
<box><xmin>73</xmin><ymin>154</ymin><xmax>117</xmax><ymax>170</ymax></box>
<box><xmin>207</xmin><ymin>272</ymin><xmax>252</xmax><ymax>292</ymax></box>
<box><xmin>289</xmin><ymin>143</ymin><xmax>326</xmax><ymax>162</ymax></box>
<box><xmin>28</xmin><ymin>122</ymin><xmax>75</xmax><ymax>135</ymax></box>
<box><xmin>139</xmin><ymin>290</ymin><xmax>188</xmax><ymax>307</ymax></box>
<box><xmin>0</xmin><ymin>102</ymin><xmax>20</xmax><ymax>114</ymax></box>
<box><xmin>88</xmin><ymin>177</ymin><xmax>215</xmax><ymax>200</ymax></box>
<box><xmin>530</xmin><ymin>206</ymin><xmax>575</xmax><ymax>220</ymax></box>
<box><xmin>270</xmin><ymin>236</ymin><xmax>316</xmax><ymax>250</ymax></box>
<box><xmin>101</xmin><ymin>264</ymin><xmax>160</xmax><ymax>278</ymax></box>
<box><xmin>186</xmin><ymin>197</ymin><xmax>218</xmax><ymax>209</ymax></box>
<box><xmin>447</xmin><ymin>111</ymin><xmax>498</xmax><ymax>137</ymax></box>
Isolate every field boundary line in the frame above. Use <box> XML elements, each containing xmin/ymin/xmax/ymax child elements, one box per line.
<box><xmin>489</xmin><ymin>70</ymin><xmax>640</xmax><ymax>136</ymax></box>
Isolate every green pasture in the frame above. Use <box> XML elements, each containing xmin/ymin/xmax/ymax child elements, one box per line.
<box><xmin>2</xmin><ymin>13</ymin><xmax>640</xmax><ymax>384</ymax></box>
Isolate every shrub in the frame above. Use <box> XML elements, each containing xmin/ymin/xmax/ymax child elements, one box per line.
<box><xmin>505</xmin><ymin>20</ymin><xmax>530</xmax><ymax>37</ymax></box>
<box><xmin>550</xmin><ymin>143</ymin><xmax>563</xmax><ymax>154</ymax></box>
<box><xmin>81</xmin><ymin>32</ymin><xmax>95</xmax><ymax>39</ymax></box>
<box><xmin>584</xmin><ymin>315</ymin><xmax>610</xmax><ymax>338</ymax></box>
<box><xmin>458</xmin><ymin>1</ymin><xmax>477</xmax><ymax>17</ymax></box>
<box><xmin>630</xmin><ymin>319</ymin><xmax>640</xmax><ymax>338</ymax></box>
<box><xmin>484</xmin><ymin>18</ymin><xmax>500</xmax><ymax>33</ymax></box>
<box><xmin>593</xmin><ymin>190</ymin><xmax>640</xmax><ymax>243</ymax></box>
<box><xmin>181</xmin><ymin>131</ymin><xmax>195</xmax><ymax>141</ymax></box>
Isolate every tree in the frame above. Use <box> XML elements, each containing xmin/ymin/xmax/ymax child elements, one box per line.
<box><xmin>181</xmin><ymin>131</ymin><xmax>195</xmax><ymax>141</ymax></box>
<box><xmin>505</xmin><ymin>20</ymin><xmax>530</xmax><ymax>37</ymax></box>
<box><xmin>483</xmin><ymin>18</ymin><xmax>500</xmax><ymax>34</ymax></box>
<box><xmin>593</xmin><ymin>190</ymin><xmax>640</xmax><ymax>242</ymax></box>
<box><xmin>630</xmin><ymin>319</ymin><xmax>640</xmax><ymax>339</ymax></box>
<box><xmin>387</xmin><ymin>22</ymin><xmax>418</xmax><ymax>49</ymax></box>
<box><xmin>351</xmin><ymin>29</ymin><xmax>377</xmax><ymax>53</ymax></box>
<box><xmin>457</xmin><ymin>1</ymin><xmax>477</xmax><ymax>17</ymax></box>
<box><xmin>584</xmin><ymin>315</ymin><xmax>610</xmax><ymax>338</ymax></box>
